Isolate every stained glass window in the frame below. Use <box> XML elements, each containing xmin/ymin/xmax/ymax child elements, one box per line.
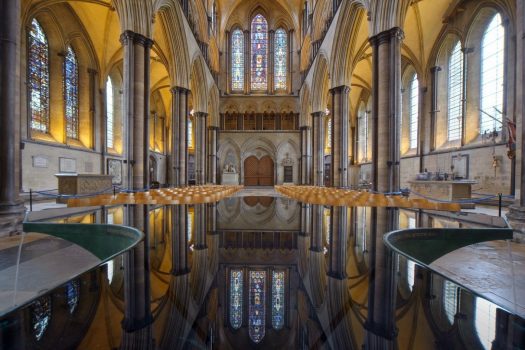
<box><xmin>64</xmin><ymin>46</ymin><xmax>79</xmax><ymax>139</ymax></box>
<box><xmin>251</xmin><ymin>14</ymin><xmax>268</xmax><ymax>91</ymax></box>
<box><xmin>409</xmin><ymin>74</ymin><xmax>419</xmax><ymax>149</ymax></box>
<box><xmin>230</xmin><ymin>269</ymin><xmax>243</xmax><ymax>329</ymax></box>
<box><xmin>326</xmin><ymin>117</ymin><xmax>332</xmax><ymax>150</ymax></box>
<box><xmin>480</xmin><ymin>13</ymin><xmax>505</xmax><ymax>134</ymax></box>
<box><xmin>106</xmin><ymin>77</ymin><xmax>114</xmax><ymax>149</ymax></box>
<box><xmin>274</xmin><ymin>29</ymin><xmax>287</xmax><ymax>90</ymax></box>
<box><xmin>448</xmin><ymin>41</ymin><xmax>463</xmax><ymax>141</ymax></box>
<box><xmin>249</xmin><ymin>270</ymin><xmax>266</xmax><ymax>343</ymax></box>
<box><xmin>358</xmin><ymin>102</ymin><xmax>368</xmax><ymax>162</ymax></box>
<box><xmin>65</xmin><ymin>280</ymin><xmax>80</xmax><ymax>314</ymax></box>
<box><xmin>31</xmin><ymin>295</ymin><xmax>52</xmax><ymax>341</ymax></box>
<box><xmin>29</xmin><ymin>19</ymin><xmax>50</xmax><ymax>133</ymax></box>
<box><xmin>272</xmin><ymin>270</ymin><xmax>285</xmax><ymax>330</ymax></box>
<box><xmin>231</xmin><ymin>29</ymin><xmax>244</xmax><ymax>91</ymax></box>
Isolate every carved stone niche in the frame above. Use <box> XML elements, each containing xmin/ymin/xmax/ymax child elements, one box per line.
<box><xmin>282</xmin><ymin>153</ymin><xmax>294</xmax><ymax>184</ymax></box>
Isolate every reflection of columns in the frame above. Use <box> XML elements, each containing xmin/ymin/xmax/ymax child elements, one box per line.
<box><xmin>208</xmin><ymin>126</ymin><xmax>219</xmax><ymax>184</ymax></box>
<box><xmin>370</xmin><ymin>28</ymin><xmax>403</xmax><ymax>193</ymax></box>
<box><xmin>120</xmin><ymin>31</ymin><xmax>153</xmax><ymax>190</ymax></box>
<box><xmin>121</xmin><ymin>205</ymin><xmax>153</xmax><ymax>347</ymax></box>
<box><xmin>194</xmin><ymin>204</ymin><xmax>207</xmax><ymax>249</ymax></box>
<box><xmin>194</xmin><ymin>112</ymin><xmax>208</xmax><ymax>185</ymax></box>
<box><xmin>171</xmin><ymin>205</ymin><xmax>190</xmax><ymax>275</ymax></box>
<box><xmin>310</xmin><ymin>204</ymin><xmax>324</xmax><ymax>251</ymax></box>
<box><xmin>243</xmin><ymin>30</ymin><xmax>250</xmax><ymax>94</ymax></box>
<box><xmin>330</xmin><ymin>85</ymin><xmax>351</xmax><ymax>188</ymax></box>
<box><xmin>365</xmin><ymin>207</ymin><xmax>398</xmax><ymax>348</ymax></box>
<box><xmin>312</xmin><ymin>111</ymin><xmax>326</xmax><ymax>186</ymax></box>
<box><xmin>170</xmin><ymin>87</ymin><xmax>190</xmax><ymax>186</ymax></box>
<box><xmin>268</xmin><ymin>30</ymin><xmax>275</xmax><ymax>94</ymax></box>
<box><xmin>328</xmin><ymin>206</ymin><xmax>348</xmax><ymax>279</ymax></box>
<box><xmin>300</xmin><ymin>126</ymin><xmax>312</xmax><ymax>185</ymax></box>
<box><xmin>300</xmin><ymin>203</ymin><xmax>312</xmax><ymax>237</ymax></box>
<box><xmin>0</xmin><ymin>0</ymin><xmax>24</xmax><ymax>236</ymax></box>
<box><xmin>225</xmin><ymin>30</ymin><xmax>231</xmax><ymax>94</ymax></box>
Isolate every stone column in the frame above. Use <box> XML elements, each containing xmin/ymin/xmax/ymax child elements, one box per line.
<box><xmin>310</xmin><ymin>204</ymin><xmax>324</xmax><ymax>252</ymax></box>
<box><xmin>194</xmin><ymin>112</ymin><xmax>208</xmax><ymax>185</ymax></box>
<box><xmin>330</xmin><ymin>85</ymin><xmax>351</xmax><ymax>188</ymax></box>
<box><xmin>268</xmin><ymin>30</ymin><xmax>275</xmax><ymax>94</ymax></box>
<box><xmin>300</xmin><ymin>203</ymin><xmax>312</xmax><ymax>237</ymax></box>
<box><xmin>0</xmin><ymin>0</ymin><xmax>24</xmax><ymax>236</ymax></box>
<box><xmin>312</xmin><ymin>111</ymin><xmax>326</xmax><ymax>186</ymax></box>
<box><xmin>300</xmin><ymin>126</ymin><xmax>312</xmax><ymax>185</ymax></box>
<box><xmin>429</xmin><ymin>66</ymin><xmax>441</xmax><ymax>152</ymax></box>
<box><xmin>194</xmin><ymin>203</ymin><xmax>207</xmax><ymax>250</ymax></box>
<box><xmin>120</xmin><ymin>31</ymin><xmax>153</xmax><ymax>190</ymax></box>
<box><xmin>369</xmin><ymin>28</ymin><xmax>403</xmax><ymax>194</ymax></box>
<box><xmin>208</xmin><ymin>126</ymin><xmax>219</xmax><ymax>184</ymax></box>
<box><xmin>170</xmin><ymin>87</ymin><xmax>189</xmax><ymax>187</ymax></box>
<box><xmin>328</xmin><ymin>206</ymin><xmax>348</xmax><ymax>279</ymax></box>
<box><xmin>171</xmin><ymin>205</ymin><xmax>190</xmax><ymax>275</ymax></box>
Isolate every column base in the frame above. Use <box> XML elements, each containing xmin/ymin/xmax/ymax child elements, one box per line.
<box><xmin>505</xmin><ymin>205</ymin><xmax>525</xmax><ymax>242</ymax></box>
<box><xmin>327</xmin><ymin>270</ymin><xmax>347</xmax><ymax>280</ymax></box>
<box><xmin>0</xmin><ymin>203</ymin><xmax>25</xmax><ymax>237</ymax></box>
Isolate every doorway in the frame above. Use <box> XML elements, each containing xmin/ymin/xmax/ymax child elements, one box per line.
<box><xmin>244</xmin><ymin>156</ymin><xmax>274</xmax><ymax>186</ymax></box>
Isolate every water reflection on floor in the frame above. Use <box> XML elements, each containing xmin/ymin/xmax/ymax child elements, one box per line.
<box><xmin>3</xmin><ymin>195</ymin><xmax>524</xmax><ymax>350</ymax></box>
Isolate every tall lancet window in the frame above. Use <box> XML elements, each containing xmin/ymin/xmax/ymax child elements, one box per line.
<box><xmin>64</xmin><ymin>46</ymin><xmax>79</xmax><ymax>139</ymax></box>
<box><xmin>409</xmin><ymin>74</ymin><xmax>419</xmax><ymax>149</ymax></box>
<box><xmin>447</xmin><ymin>41</ymin><xmax>464</xmax><ymax>141</ymax></box>
<box><xmin>28</xmin><ymin>19</ymin><xmax>50</xmax><ymax>133</ymax></box>
<box><xmin>251</xmin><ymin>14</ymin><xmax>268</xmax><ymax>91</ymax></box>
<box><xmin>358</xmin><ymin>102</ymin><xmax>368</xmax><ymax>162</ymax></box>
<box><xmin>271</xmin><ymin>270</ymin><xmax>285</xmax><ymax>330</ymax></box>
<box><xmin>274</xmin><ymin>28</ymin><xmax>287</xmax><ymax>90</ymax></box>
<box><xmin>231</xmin><ymin>29</ymin><xmax>244</xmax><ymax>91</ymax></box>
<box><xmin>480</xmin><ymin>13</ymin><xmax>505</xmax><ymax>134</ymax></box>
<box><xmin>106</xmin><ymin>77</ymin><xmax>114</xmax><ymax>149</ymax></box>
<box><xmin>229</xmin><ymin>269</ymin><xmax>243</xmax><ymax>329</ymax></box>
<box><xmin>249</xmin><ymin>270</ymin><xmax>266</xmax><ymax>343</ymax></box>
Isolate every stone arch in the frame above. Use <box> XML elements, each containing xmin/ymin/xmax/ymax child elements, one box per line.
<box><xmin>366</xmin><ymin>0</ymin><xmax>412</xmax><ymax>36</ymax></box>
<box><xmin>190</xmin><ymin>54</ymin><xmax>209</xmax><ymax>113</ymax></box>
<box><xmin>299</xmin><ymin>84</ymin><xmax>312</xmax><ymax>127</ymax></box>
<box><xmin>208</xmin><ymin>85</ymin><xmax>220</xmax><ymax>127</ymax></box>
<box><xmin>217</xmin><ymin>138</ymin><xmax>241</xmax><ymax>177</ymax></box>
<box><xmin>311</xmin><ymin>54</ymin><xmax>330</xmax><ymax>113</ymax></box>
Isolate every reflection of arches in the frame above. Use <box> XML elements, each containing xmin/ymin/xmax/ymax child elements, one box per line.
<box><xmin>244</xmin><ymin>156</ymin><xmax>274</xmax><ymax>186</ymax></box>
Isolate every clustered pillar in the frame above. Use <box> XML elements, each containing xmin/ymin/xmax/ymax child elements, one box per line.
<box><xmin>208</xmin><ymin>126</ymin><xmax>219</xmax><ymax>184</ymax></box>
<box><xmin>194</xmin><ymin>112</ymin><xmax>208</xmax><ymax>185</ymax></box>
<box><xmin>330</xmin><ymin>85</ymin><xmax>351</xmax><ymax>188</ymax></box>
<box><xmin>312</xmin><ymin>111</ymin><xmax>326</xmax><ymax>186</ymax></box>
<box><xmin>170</xmin><ymin>87</ymin><xmax>190</xmax><ymax>186</ymax></box>
<box><xmin>300</xmin><ymin>126</ymin><xmax>312</xmax><ymax>185</ymax></box>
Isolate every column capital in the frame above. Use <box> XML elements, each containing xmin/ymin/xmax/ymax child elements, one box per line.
<box><xmin>193</xmin><ymin>111</ymin><xmax>209</xmax><ymax>118</ymax></box>
<box><xmin>120</xmin><ymin>30</ymin><xmax>154</xmax><ymax>48</ymax></box>
<box><xmin>430</xmin><ymin>66</ymin><xmax>442</xmax><ymax>73</ymax></box>
<box><xmin>170</xmin><ymin>86</ymin><xmax>191</xmax><ymax>94</ymax></box>
<box><xmin>208</xmin><ymin>126</ymin><xmax>220</xmax><ymax>131</ymax></box>
<box><xmin>311</xmin><ymin>111</ymin><xmax>326</xmax><ymax>118</ymax></box>
<box><xmin>300</xmin><ymin>125</ymin><xmax>312</xmax><ymax>131</ymax></box>
<box><xmin>369</xmin><ymin>27</ymin><xmax>404</xmax><ymax>47</ymax></box>
<box><xmin>329</xmin><ymin>85</ymin><xmax>351</xmax><ymax>95</ymax></box>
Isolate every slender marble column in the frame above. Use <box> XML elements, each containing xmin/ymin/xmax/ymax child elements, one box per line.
<box><xmin>171</xmin><ymin>205</ymin><xmax>190</xmax><ymax>275</ymax></box>
<box><xmin>369</xmin><ymin>28</ymin><xmax>403</xmax><ymax>194</ymax></box>
<box><xmin>208</xmin><ymin>126</ymin><xmax>219</xmax><ymax>184</ymax></box>
<box><xmin>330</xmin><ymin>85</ymin><xmax>351</xmax><ymax>188</ymax></box>
<box><xmin>194</xmin><ymin>112</ymin><xmax>208</xmax><ymax>185</ymax></box>
<box><xmin>0</xmin><ymin>0</ymin><xmax>24</xmax><ymax>236</ymax></box>
<box><xmin>310</xmin><ymin>204</ymin><xmax>324</xmax><ymax>252</ymax></box>
<box><xmin>194</xmin><ymin>203</ymin><xmax>207</xmax><ymax>250</ymax></box>
<box><xmin>243</xmin><ymin>30</ymin><xmax>250</xmax><ymax>94</ymax></box>
<box><xmin>328</xmin><ymin>206</ymin><xmax>348</xmax><ymax>279</ymax></box>
<box><xmin>312</xmin><ymin>111</ymin><xmax>326</xmax><ymax>186</ymax></box>
<box><xmin>170</xmin><ymin>87</ymin><xmax>189</xmax><ymax>186</ymax></box>
<box><xmin>268</xmin><ymin>30</ymin><xmax>275</xmax><ymax>94</ymax></box>
<box><xmin>120</xmin><ymin>31</ymin><xmax>153</xmax><ymax>190</ymax></box>
<box><xmin>300</xmin><ymin>126</ymin><xmax>312</xmax><ymax>185</ymax></box>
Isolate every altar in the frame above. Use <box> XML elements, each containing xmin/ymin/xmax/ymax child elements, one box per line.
<box><xmin>408</xmin><ymin>180</ymin><xmax>477</xmax><ymax>202</ymax></box>
<box><xmin>222</xmin><ymin>173</ymin><xmax>239</xmax><ymax>185</ymax></box>
<box><xmin>55</xmin><ymin>174</ymin><xmax>114</xmax><ymax>204</ymax></box>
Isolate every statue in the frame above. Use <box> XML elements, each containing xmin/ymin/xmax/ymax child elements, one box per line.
<box><xmin>223</xmin><ymin>162</ymin><xmax>236</xmax><ymax>174</ymax></box>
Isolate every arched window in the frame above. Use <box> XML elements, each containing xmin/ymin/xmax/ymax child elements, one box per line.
<box><xmin>475</xmin><ymin>297</ymin><xmax>497</xmax><ymax>350</ymax></box>
<box><xmin>230</xmin><ymin>269</ymin><xmax>243</xmax><ymax>329</ymax></box>
<box><xmin>249</xmin><ymin>270</ymin><xmax>266</xmax><ymax>343</ymax></box>
<box><xmin>64</xmin><ymin>46</ymin><xmax>79</xmax><ymax>140</ymax></box>
<box><xmin>447</xmin><ymin>41</ymin><xmax>464</xmax><ymax>141</ymax></box>
<box><xmin>188</xmin><ymin>116</ymin><xmax>194</xmax><ymax>149</ymax></box>
<box><xmin>407</xmin><ymin>260</ymin><xmax>416</xmax><ymax>291</ymax></box>
<box><xmin>65</xmin><ymin>280</ymin><xmax>80</xmax><ymax>314</ymax></box>
<box><xmin>251</xmin><ymin>14</ymin><xmax>268</xmax><ymax>91</ymax></box>
<box><xmin>409</xmin><ymin>74</ymin><xmax>419</xmax><ymax>149</ymax></box>
<box><xmin>31</xmin><ymin>295</ymin><xmax>52</xmax><ymax>341</ymax></box>
<box><xmin>231</xmin><ymin>29</ymin><xmax>244</xmax><ymax>91</ymax></box>
<box><xmin>274</xmin><ymin>28</ymin><xmax>287</xmax><ymax>90</ymax></box>
<box><xmin>358</xmin><ymin>102</ymin><xmax>368</xmax><ymax>162</ymax></box>
<box><xmin>326</xmin><ymin>115</ymin><xmax>332</xmax><ymax>151</ymax></box>
<box><xmin>443</xmin><ymin>280</ymin><xmax>458</xmax><ymax>324</ymax></box>
<box><xmin>271</xmin><ymin>270</ymin><xmax>285</xmax><ymax>330</ymax></box>
<box><xmin>480</xmin><ymin>13</ymin><xmax>505</xmax><ymax>134</ymax></box>
<box><xmin>106</xmin><ymin>77</ymin><xmax>114</xmax><ymax>149</ymax></box>
<box><xmin>28</xmin><ymin>19</ymin><xmax>50</xmax><ymax>134</ymax></box>
<box><xmin>106</xmin><ymin>260</ymin><xmax>114</xmax><ymax>284</ymax></box>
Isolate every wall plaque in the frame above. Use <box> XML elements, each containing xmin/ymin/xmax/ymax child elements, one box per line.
<box><xmin>32</xmin><ymin>155</ymin><xmax>48</xmax><ymax>168</ymax></box>
<box><xmin>107</xmin><ymin>159</ymin><xmax>122</xmax><ymax>185</ymax></box>
<box><xmin>59</xmin><ymin>157</ymin><xmax>77</xmax><ymax>173</ymax></box>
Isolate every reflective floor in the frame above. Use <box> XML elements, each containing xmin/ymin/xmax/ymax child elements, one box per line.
<box><xmin>2</xmin><ymin>193</ymin><xmax>524</xmax><ymax>350</ymax></box>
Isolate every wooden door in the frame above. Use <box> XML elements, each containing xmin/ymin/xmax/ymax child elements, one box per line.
<box><xmin>244</xmin><ymin>156</ymin><xmax>259</xmax><ymax>186</ymax></box>
<box><xmin>243</xmin><ymin>156</ymin><xmax>275</xmax><ymax>186</ymax></box>
<box><xmin>258</xmin><ymin>156</ymin><xmax>274</xmax><ymax>186</ymax></box>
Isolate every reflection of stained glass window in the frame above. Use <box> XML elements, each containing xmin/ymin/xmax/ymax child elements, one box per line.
<box><xmin>187</xmin><ymin>209</ymin><xmax>194</xmax><ymax>242</ymax></box>
<box><xmin>31</xmin><ymin>295</ymin><xmax>52</xmax><ymax>341</ymax></box>
<box><xmin>475</xmin><ymin>297</ymin><xmax>497</xmax><ymax>350</ymax></box>
<box><xmin>230</xmin><ymin>269</ymin><xmax>243</xmax><ymax>329</ymax></box>
<box><xmin>274</xmin><ymin>29</ymin><xmax>287</xmax><ymax>90</ymax></box>
<box><xmin>443</xmin><ymin>280</ymin><xmax>458</xmax><ymax>324</ymax></box>
<box><xmin>249</xmin><ymin>270</ymin><xmax>266</xmax><ymax>343</ymax></box>
<box><xmin>64</xmin><ymin>46</ymin><xmax>79</xmax><ymax>139</ymax></box>
<box><xmin>272</xmin><ymin>270</ymin><xmax>285</xmax><ymax>330</ymax></box>
<box><xmin>251</xmin><ymin>14</ymin><xmax>268</xmax><ymax>91</ymax></box>
<box><xmin>106</xmin><ymin>77</ymin><xmax>114</xmax><ymax>149</ymax></box>
<box><xmin>231</xmin><ymin>29</ymin><xmax>244</xmax><ymax>91</ymax></box>
<box><xmin>29</xmin><ymin>19</ymin><xmax>50</xmax><ymax>133</ymax></box>
<box><xmin>324</xmin><ymin>207</ymin><xmax>331</xmax><ymax>245</ymax></box>
<box><xmin>66</xmin><ymin>280</ymin><xmax>80</xmax><ymax>314</ymax></box>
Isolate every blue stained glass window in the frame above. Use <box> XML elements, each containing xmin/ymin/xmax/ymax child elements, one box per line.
<box><xmin>66</xmin><ymin>280</ymin><xmax>80</xmax><ymax>314</ymax></box>
<box><xmin>249</xmin><ymin>270</ymin><xmax>266</xmax><ymax>343</ymax></box>
<box><xmin>31</xmin><ymin>295</ymin><xmax>52</xmax><ymax>341</ymax></box>
<box><xmin>251</xmin><ymin>14</ymin><xmax>268</xmax><ymax>91</ymax></box>
<box><xmin>271</xmin><ymin>270</ymin><xmax>285</xmax><ymax>330</ymax></box>
<box><xmin>64</xmin><ymin>46</ymin><xmax>79</xmax><ymax>139</ymax></box>
<box><xmin>230</xmin><ymin>269</ymin><xmax>243</xmax><ymax>329</ymax></box>
<box><xmin>106</xmin><ymin>77</ymin><xmax>114</xmax><ymax>149</ymax></box>
<box><xmin>29</xmin><ymin>19</ymin><xmax>50</xmax><ymax>133</ymax></box>
<box><xmin>231</xmin><ymin>29</ymin><xmax>244</xmax><ymax>91</ymax></box>
<box><xmin>274</xmin><ymin>29</ymin><xmax>287</xmax><ymax>90</ymax></box>
<box><xmin>448</xmin><ymin>41</ymin><xmax>463</xmax><ymax>141</ymax></box>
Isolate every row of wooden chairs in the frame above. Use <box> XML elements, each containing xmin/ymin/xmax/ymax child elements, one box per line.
<box><xmin>67</xmin><ymin>185</ymin><xmax>243</xmax><ymax>207</ymax></box>
<box><xmin>275</xmin><ymin>185</ymin><xmax>461</xmax><ymax>212</ymax></box>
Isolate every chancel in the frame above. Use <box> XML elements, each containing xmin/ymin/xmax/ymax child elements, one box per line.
<box><xmin>0</xmin><ymin>0</ymin><xmax>524</xmax><ymax>349</ymax></box>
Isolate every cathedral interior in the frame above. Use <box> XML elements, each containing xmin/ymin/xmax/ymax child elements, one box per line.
<box><xmin>0</xmin><ymin>0</ymin><xmax>524</xmax><ymax>349</ymax></box>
